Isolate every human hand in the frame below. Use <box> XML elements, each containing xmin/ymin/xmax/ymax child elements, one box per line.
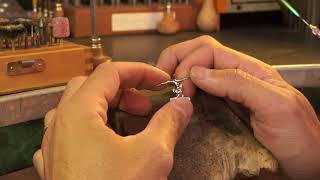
<box><xmin>33</xmin><ymin>62</ymin><xmax>193</xmax><ymax>180</ymax></box>
<box><xmin>157</xmin><ymin>36</ymin><xmax>320</xmax><ymax>179</ymax></box>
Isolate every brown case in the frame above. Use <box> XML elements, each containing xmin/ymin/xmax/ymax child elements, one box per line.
<box><xmin>65</xmin><ymin>4</ymin><xmax>198</xmax><ymax>37</ymax></box>
<box><xmin>0</xmin><ymin>42</ymin><xmax>93</xmax><ymax>95</ymax></box>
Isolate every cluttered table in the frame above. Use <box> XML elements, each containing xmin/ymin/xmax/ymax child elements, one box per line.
<box><xmin>1</xmin><ymin>26</ymin><xmax>320</xmax><ymax>180</ymax></box>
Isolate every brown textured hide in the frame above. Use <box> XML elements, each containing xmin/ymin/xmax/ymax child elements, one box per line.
<box><xmin>109</xmin><ymin>90</ymin><xmax>278</xmax><ymax>180</ymax></box>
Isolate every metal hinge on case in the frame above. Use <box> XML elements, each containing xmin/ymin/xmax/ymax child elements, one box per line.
<box><xmin>7</xmin><ymin>59</ymin><xmax>46</xmax><ymax>76</ymax></box>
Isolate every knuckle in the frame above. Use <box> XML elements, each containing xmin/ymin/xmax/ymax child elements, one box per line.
<box><xmin>158</xmin><ymin>46</ymin><xmax>176</xmax><ymax>62</ymax></box>
<box><xmin>158</xmin><ymin>151</ymin><xmax>174</xmax><ymax>172</ymax></box>
<box><xmin>198</xmin><ymin>35</ymin><xmax>214</xmax><ymax>42</ymax></box>
<box><xmin>198</xmin><ymin>35</ymin><xmax>221</xmax><ymax>46</ymax></box>
<box><xmin>224</xmin><ymin>69</ymin><xmax>249</xmax><ymax>83</ymax></box>
<box><xmin>161</xmin><ymin>46</ymin><xmax>175</xmax><ymax>57</ymax></box>
<box><xmin>68</xmin><ymin>76</ymin><xmax>87</xmax><ymax>86</ymax></box>
<box><xmin>278</xmin><ymin>91</ymin><xmax>302</xmax><ymax>115</ymax></box>
<box><xmin>150</xmin><ymin>142</ymin><xmax>174</xmax><ymax>170</ymax></box>
<box><xmin>45</xmin><ymin>109</ymin><xmax>56</xmax><ymax>119</ymax></box>
<box><xmin>95</xmin><ymin>61</ymin><xmax>113</xmax><ymax>72</ymax></box>
<box><xmin>162</xmin><ymin>106</ymin><xmax>187</xmax><ymax>134</ymax></box>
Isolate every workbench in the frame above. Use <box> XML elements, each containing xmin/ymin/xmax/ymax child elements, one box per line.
<box><xmin>1</xmin><ymin>26</ymin><xmax>320</xmax><ymax>180</ymax></box>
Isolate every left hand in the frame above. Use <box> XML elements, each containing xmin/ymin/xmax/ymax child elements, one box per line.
<box><xmin>33</xmin><ymin>62</ymin><xmax>193</xmax><ymax>180</ymax></box>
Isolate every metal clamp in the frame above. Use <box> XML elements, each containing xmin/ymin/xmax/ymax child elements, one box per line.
<box><xmin>7</xmin><ymin>59</ymin><xmax>46</xmax><ymax>76</ymax></box>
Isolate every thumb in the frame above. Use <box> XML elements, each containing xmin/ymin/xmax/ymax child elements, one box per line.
<box><xmin>190</xmin><ymin>66</ymin><xmax>280</xmax><ymax>112</ymax></box>
<box><xmin>33</xmin><ymin>149</ymin><xmax>44</xmax><ymax>180</ymax></box>
<box><xmin>143</xmin><ymin>97</ymin><xmax>193</xmax><ymax>153</ymax></box>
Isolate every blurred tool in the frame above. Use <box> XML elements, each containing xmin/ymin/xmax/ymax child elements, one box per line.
<box><xmin>74</xmin><ymin>0</ymin><xmax>81</xmax><ymax>6</ymax></box>
<box><xmin>14</xmin><ymin>18</ymin><xmax>34</xmax><ymax>48</ymax></box>
<box><xmin>0</xmin><ymin>22</ymin><xmax>26</xmax><ymax>51</ymax></box>
<box><xmin>52</xmin><ymin>1</ymin><xmax>69</xmax><ymax>45</ymax></box>
<box><xmin>55</xmin><ymin>1</ymin><xmax>64</xmax><ymax>17</ymax></box>
<box><xmin>157</xmin><ymin>0</ymin><xmax>181</xmax><ymax>34</ymax></box>
<box><xmin>67</xmin><ymin>0</ymin><xmax>191</xmax><ymax>7</ymax></box>
<box><xmin>0</xmin><ymin>0</ymin><xmax>73</xmax><ymax>51</ymax></box>
<box><xmin>279</xmin><ymin>0</ymin><xmax>320</xmax><ymax>38</ymax></box>
<box><xmin>32</xmin><ymin>0</ymin><xmax>38</xmax><ymax>14</ymax></box>
<box><xmin>90</xmin><ymin>0</ymin><xmax>112</xmax><ymax>67</ymax></box>
<box><xmin>52</xmin><ymin>17</ymin><xmax>70</xmax><ymax>45</ymax></box>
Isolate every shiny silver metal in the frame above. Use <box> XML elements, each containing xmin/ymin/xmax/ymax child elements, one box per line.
<box><xmin>309</xmin><ymin>24</ymin><xmax>320</xmax><ymax>38</ymax></box>
<box><xmin>158</xmin><ymin>77</ymin><xmax>189</xmax><ymax>98</ymax></box>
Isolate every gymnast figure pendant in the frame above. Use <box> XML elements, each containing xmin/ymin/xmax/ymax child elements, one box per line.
<box><xmin>157</xmin><ymin>77</ymin><xmax>189</xmax><ymax>99</ymax></box>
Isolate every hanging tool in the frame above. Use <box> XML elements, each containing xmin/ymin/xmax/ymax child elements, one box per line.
<box><xmin>279</xmin><ymin>0</ymin><xmax>320</xmax><ymax>38</ymax></box>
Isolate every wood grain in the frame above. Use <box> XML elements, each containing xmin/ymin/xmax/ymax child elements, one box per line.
<box><xmin>0</xmin><ymin>42</ymin><xmax>92</xmax><ymax>95</ymax></box>
<box><xmin>65</xmin><ymin>4</ymin><xmax>198</xmax><ymax>37</ymax></box>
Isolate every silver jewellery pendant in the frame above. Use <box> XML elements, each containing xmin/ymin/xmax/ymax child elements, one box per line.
<box><xmin>157</xmin><ymin>77</ymin><xmax>189</xmax><ymax>99</ymax></box>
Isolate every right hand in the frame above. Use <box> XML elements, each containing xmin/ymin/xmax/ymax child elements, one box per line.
<box><xmin>157</xmin><ymin>36</ymin><xmax>320</xmax><ymax>179</ymax></box>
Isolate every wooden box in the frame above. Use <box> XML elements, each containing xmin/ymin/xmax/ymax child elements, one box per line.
<box><xmin>0</xmin><ymin>43</ymin><xmax>93</xmax><ymax>95</ymax></box>
<box><xmin>64</xmin><ymin>0</ymin><xmax>229</xmax><ymax>37</ymax></box>
<box><xmin>65</xmin><ymin>4</ymin><xmax>198</xmax><ymax>37</ymax></box>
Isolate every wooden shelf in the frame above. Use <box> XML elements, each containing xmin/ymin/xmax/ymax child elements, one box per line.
<box><xmin>65</xmin><ymin>4</ymin><xmax>198</xmax><ymax>37</ymax></box>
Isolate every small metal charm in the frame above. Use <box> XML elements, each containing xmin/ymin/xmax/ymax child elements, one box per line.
<box><xmin>158</xmin><ymin>77</ymin><xmax>189</xmax><ymax>98</ymax></box>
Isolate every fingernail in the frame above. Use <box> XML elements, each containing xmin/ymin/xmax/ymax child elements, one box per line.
<box><xmin>190</xmin><ymin>66</ymin><xmax>209</xmax><ymax>80</ymax></box>
<box><xmin>169</xmin><ymin>97</ymin><xmax>193</xmax><ymax>118</ymax></box>
<box><xmin>170</xmin><ymin>97</ymin><xmax>191</xmax><ymax>101</ymax></box>
<box><xmin>174</xmin><ymin>71</ymin><xmax>190</xmax><ymax>79</ymax></box>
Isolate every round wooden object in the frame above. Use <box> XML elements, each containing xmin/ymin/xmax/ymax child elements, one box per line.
<box><xmin>157</xmin><ymin>12</ymin><xmax>181</xmax><ymax>35</ymax></box>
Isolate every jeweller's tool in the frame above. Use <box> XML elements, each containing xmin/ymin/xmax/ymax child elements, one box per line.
<box><xmin>90</xmin><ymin>0</ymin><xmax>112</xmax><ymax>68</ymax></box>
<box><xmin>279</xmin><ymin>0</ymin><xmax>320</xmax><ymax>38</ymax></box>
<box><xmin>158</xmin><ymin>77</ymin><xmax>189</xmax><ymax>98</ymax></box>
<box><xmin>52</xmin><ymin>17</ymin><xmax>70</xmax><ymax>45</ymax></box>
<box><xmin>32</xmin><ymin>0</ymin><xmax>37</xmax><ymax>14</ymax></box>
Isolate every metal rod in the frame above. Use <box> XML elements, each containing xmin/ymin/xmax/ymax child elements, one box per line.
<box><xmin>90</xmin><ymin>0</ymin><xmax>97</xmax><ymax>39</ymax></box>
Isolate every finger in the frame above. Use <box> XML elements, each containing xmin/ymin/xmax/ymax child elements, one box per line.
<box><xmin>190</xmin><ymin>66</ymin><xmax>282</xmax><ymax>112</ymax></box>
<box><xmin>33</xmin><ymin>149</ymin><xmax>44</xmax><ymax>180</ymax></box>
<box><xmin>157</xmin><ymin>36</ymin><xmax>221</xmax><ymax>75</ymax></box>
<box><xmin>110</xmin><ymin>88</ymin><xmax>152</xmax><ymax>116</ymax></box>
<box><xmin>58</xmin><ymin>76</ymin><xmax>87</xmax><ymax>108</ymax></box>
<box><xmin>44</xmin><ymin>109</ymin><xmax>56</xmax><ymax>130</ymax></box>
<box><xmin>75</xmin><ymin>62</ymin><xmax>170</xmax><ymax>123</ymax></box>
<box><xmin>157</xmin><ymin>35</ymin><xmax>282</xmax><ymax>81</ymax></box>
<box><xmin>211</xmin><ymin>45</ymin><xmax>283</xmax><ymax>80</ymax></box>
<box><xmin>142</xmin><ymin>97</ymin><xmax>193</xmax><ymax>153</ymax></box>
<box><xmin>44</xmin><ymin>77</ymin><xmax>86</xmax><ymax>130</ymax></box>
<box><xmin>175</xmin><ymin>45</ymin><xmax>215</xmax><ymax>96</ymax></box>
<box><xmin>78</xmin><ymin>62</ymin><xmax>169</xmax><ymax>106</ymax></box>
